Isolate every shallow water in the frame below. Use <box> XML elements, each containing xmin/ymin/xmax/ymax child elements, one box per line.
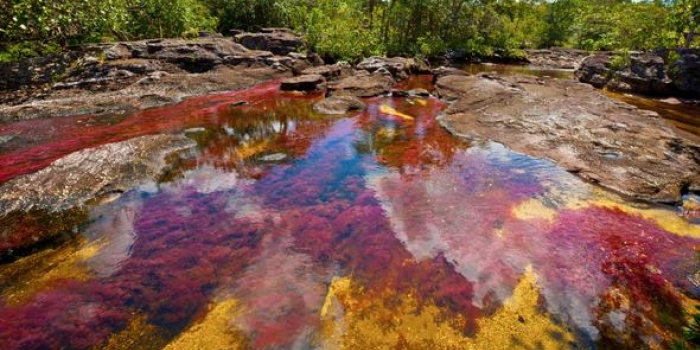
<box><xmin>1</xmin><ymin>76</ymin><xmax>700</xmax><ymax>349</ymax></box>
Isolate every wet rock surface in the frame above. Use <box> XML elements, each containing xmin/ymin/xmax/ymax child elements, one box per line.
<box><xmin>436</xmin><ymin>72</ymin><xmax>700</xmax><ymax>203</ymax></box>
<box><xmin>0</xmin><ymin>134</ymin><xmax>195</xmax><ymax>217</ymax></box>
<box><xmin>0</xmin><ymin>35</ymin><xmax>315</xmax><ymax>122</ymax></box>
<box><xmin>0</xmin><ymin>134</ymin><xmax>195</xmax><ymax>254</ymax></box>
<box><xmin>328</xmin><ymin>72</ymin><xmax>396</xmax><ymax>97</ymax></box>
<box><xmin>313</xmin><ymin>95</ymin><xmax>366</xmax><ymax>115</ymax></box>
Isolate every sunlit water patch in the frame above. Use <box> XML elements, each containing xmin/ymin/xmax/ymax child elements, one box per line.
<box><xmin>0</xmin><ymin>79</ymin><xmax>699</xmax><ymax>349</ymax></box>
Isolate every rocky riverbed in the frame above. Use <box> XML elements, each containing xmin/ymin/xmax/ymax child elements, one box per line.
<box><xmin>1</xmin><ymin>32</ymin><xmax>699</xmax><ymax>256</ymax></box>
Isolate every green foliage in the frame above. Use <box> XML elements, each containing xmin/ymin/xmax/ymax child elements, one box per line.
<box><xmin>202</xmin><ymin>0</ymin><xmax>292</xmax><ymax>32</ymax></box>
<box><xmin>0</xmin><ymin>42</ymin><xmax>61</xmax><ymax>63</ymax></box>
<box><xmin>668</xmin><ymin>0</ymin><xmax>700</xmax><ymax>48</ymax></box>
<box><xmin>609</xmin><ymin>50</ymin><xmax>631</xmax><ymax>70</ymax></box>
<box><xmin>293</xmin><ymin>0</ymin><xmax>383</xmax><ymax>61</ymax></box>
<box><xmin>0</xmin><ymin>0</ymin><xmax>697</xmax><ymax>64</ymax></box>
<box><xmin>0</xmin><ymin>0</ymin><xmax>215</xmax><ymax>62</ymax></box>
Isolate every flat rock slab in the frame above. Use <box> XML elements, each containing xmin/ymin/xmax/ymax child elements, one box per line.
<box><xmin>0</xmin><ymin>134</ymin><xmax>195</xmax><ymax>216</ymax></box>
<box><xmin>328</xmin><ymin>74</ymin><xmax>396</xmax><ymax>97</ymax></box>
<box><xmin>436</xmin><ymin>73</ymin><xmax>700</xmax><ymax>203</ymax></box>
<box><xmin>313</xmin><ymin>96</ymin><xmax>366</xmax><ymax>115</ymax></box>
<box><xmin>280</xmin><ymin>74</ymin><xmax>326</xmax><ymax>91</ymax></box>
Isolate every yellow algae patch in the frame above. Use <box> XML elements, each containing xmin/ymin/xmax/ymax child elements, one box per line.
<box><xmin>565</xmin><ymin>194</ymin><xmax>700</xmax><ymax>238</ymax></box>
<box><xmin>319</xmin><ymin>276</ymin><xmax>472</xmax><ymax>349</ymax></box>
<box><xmin>318</xmin><ymin>270</ymin><xmax>575</xmax><ymax>349</ymax></box>
<box><xmin>0</xmin><ymin>238</ymin><xmax>103</xmax><ymax>305</ymax></box>
<box><xmin>103</xmin><ymin>314</ymin><xmax>169</xmax><ymax>350</ymax></box>
<box><xmin>165</xmin><ymin>299</ymin><xmax>249</xmax><ymax>350</ymax></box>
<box><xmin>512</xmin><ymin>198</ymin><xmax>558</xmax><ymax>222</ymax></box>
<box><xmin>379</xmin><ymin>105</ymin><xmax>414</xmax><ymax>121</ymax></box>
<box><xmin>469</xmin><ymin>267</ymin><xmax>576</xmax><ymax>349</ymax></box>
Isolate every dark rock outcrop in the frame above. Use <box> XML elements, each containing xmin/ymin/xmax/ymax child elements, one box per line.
<box><xmin>576</xmin><ymin>50</ymin><xmax>700</xmax><ymax>97</ymax></box>
<box><xmin>670</xmin><ymin>49</ymin><xmax>700</xmax><ymax>96</ymax></box>
<box><xmin>313</xmin><ymin>95</ymin><xmax>366</xmax><ymax>115</ymax></box>
<box><xmin>234</xmin><ymin>31</ymin><xmax>304</xmax><ymax>55</ymax></box>
<box><xmin>436</xmin><ymin>73</ymin><xmax>700</xmax><ymax>203</ymax></box>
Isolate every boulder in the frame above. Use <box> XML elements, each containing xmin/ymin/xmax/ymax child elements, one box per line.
<box><xmin>670</xmin><ymin>49</ymin><xmax>700</xmax><ymax>97</ymax></box>
<box><xmin>356</xmin><ymin>56</ymin><xmax>427</xmax><ymax>80</ymax></box>
<box><xmin>431</xmin><ymin>66</ymin><xmax>468</xmax><ymax>84</ymax></box>
<box><xmin>436</xmin><ymin>73</ymin><xmax>700</xmax><ymax>203</ymax></box>
<box><xmin>313</xmin><ymin>96</ymin><xmax>366</xmax><ymax>115</ymax></box>
<box><xmin>328</xmin><ymin>73</ymin><xmax>396</xmax><ymax>97</ymax></box>
<box><xmin>280</xmin><ymin>74</ymin><xmax>326</xmax><ymax>91</ymax></box>
<box><xmin>574</xmin><ymin>54</ymin><xmax>612</xmax><ymax>88</ymax></box>
<box><xmin>576</xmin><ymin>51</ymin><xmax>681</xmax><ymax>96</ymax></box>
<box><xmin>301</xmin><ymin>65</ymin><xmax>343</xmax><ymax>79</ymax></box>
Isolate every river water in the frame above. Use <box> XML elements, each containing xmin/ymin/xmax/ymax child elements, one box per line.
<box><xmin>1</xmin><ymin>71</ymin><xmax>699</xmax><ymax>349</ymax></box>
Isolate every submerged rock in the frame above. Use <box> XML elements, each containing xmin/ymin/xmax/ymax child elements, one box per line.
<box><xmin>436</xmin><ymin>73</ymin><xmax>700</xmax><ymax>203</ymax></box>
<box><xmin>313</xmin><ymin>96</ymin><xmax>366</xmax><ymax>115</ymax></box>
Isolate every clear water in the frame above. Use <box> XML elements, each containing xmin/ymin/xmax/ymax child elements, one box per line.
<box><xmin>1</xmin><ymin>76</ymin><xmax>699</xmax><ymax>349</ymax></box>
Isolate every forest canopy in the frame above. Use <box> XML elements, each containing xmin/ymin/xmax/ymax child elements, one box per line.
<box><xmin>1</xmin><ymin>0</ymin><xmax>698</xmax><ymax>62</ymax></box>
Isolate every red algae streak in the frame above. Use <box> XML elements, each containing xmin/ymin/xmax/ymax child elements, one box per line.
<box><xmin>1</xmin><ymin>80</ymin><xmax>700</xmax><ymax>349</ymax></box>
<box><xmin>0</xmin><ymin>81</ymin><xmax>304</xmax><ymax>184</ymax></box>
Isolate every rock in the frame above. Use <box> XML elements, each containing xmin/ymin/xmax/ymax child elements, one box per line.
<box><xmin>328</xmin><ymin>73</ymin><xmax>396</xmax><ymax>97</ymax></box>
<box><xmin>0</xmin><ymin>134</ymin><xmax>196</xmax><ymax>253</ymax></box>
<box><xmin>436</xmin><ymin>73</ymin><xmax>700</xmax><ymax>203</ymax></box>
<box><xmin>356</xmin><ymin>56</ymin><xmax>422</xmax><ymax>80</ymax></box>
<box><xmin>0</xmin><ymin>134</ymin><xmax>195</xmax><ymax>216</ymax></box>
<box><xmin>0</xmin><ymin>135</ymin><xmax>14</xmax><ymax>145</ymax></box>
<box><xmin>313</xmin><ymin>96</ymin><xmax>366</xmax><ymax>115</ymax></box>
<box><xmin>525</xmin><ymin>48</ymin><xmax>589</xmax><ymax>70</ymax></box>
<box><xmin>576</xmin><ymin>51</ymin><xmax>676</xmax><ymax>96</ymax></box>
<box><xmin>235</xmin><ymin>31</ymin><xmax>304</xmax><ymax>56</ymax></box>
<box><xmin>575</xmin><ymin>54</ymin><xmax>614</xmax><ymax>88</ymax></box>
<box><xmin>431</xmin><ymin>66</ymin><xmax>468</xmax><ymax>83</ymax></box>
<box><xmin>408</xmin><ymin>88</ymin><xmax>431</xmax><ymax>97</ymax></box>
<box><xmin>683</xmin><ymin>193</ymin><xmax>700</xmax><ymax>222</ymax></box>
<box><xmin>280</xmin><ymin>74</ymin><xmax>326</xmax><ymax>91</ymax></box>
<box><xmin>260</xmin><ymin>153</ymin><xmax>287</xmax><ymax>162</ymax></box>
<box><xmin>301</xmin><ymin>65</ymin><xmax>343</xmax><ymax>79</ymax></box>
<box><xmin>670</xmin><ymin>49</ymin><xmax>700</xmax><ymax>97</ymax></box>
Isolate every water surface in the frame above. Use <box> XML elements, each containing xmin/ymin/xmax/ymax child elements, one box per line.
<box><xmin>1</xmin><ymin>77</ymin><xmax>699</xmax><ymax>349</ymax></box>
